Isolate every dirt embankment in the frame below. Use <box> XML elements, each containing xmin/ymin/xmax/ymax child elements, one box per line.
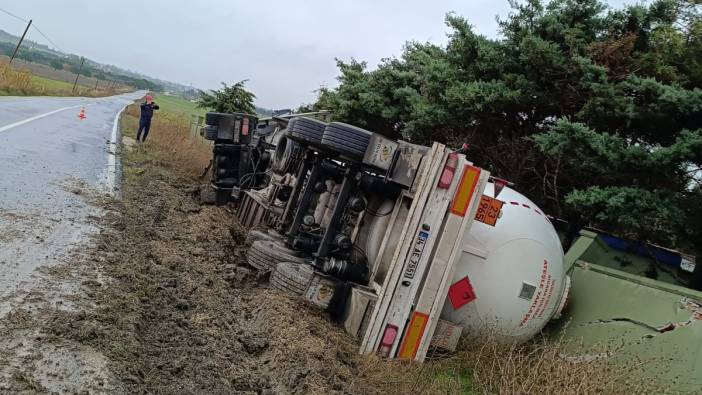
<box><xmin>37</xmin><ymin>148</ymin><xmax>380</xmax><ymax>393</ymax></box>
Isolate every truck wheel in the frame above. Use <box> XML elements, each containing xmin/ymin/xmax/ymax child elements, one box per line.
<box><xmin>321</xmin><ymin>122</ymin><xmax>373</xmax><ymax>159</ymax></box>
<box><xmin>245</xmin><ymin>229</ymin><xmax>284</xmax><ymax>244</ymax></box>
<box><xmin>246</xmin><ymin>240</ymin><xmax>310</xmax><ymax>272</ymax></box>
<box><xmin>285</xmin><ymin>118</ymin><xmax>298</xmax><ymax>133</ymax></box>
<box><xmin>270</xmin><ymin>261</ymin><xmax>315</xmax><ymax>296</ymax></box>
<box><xmin>288</xmin><ymin>117</ymin><xmax>327</xmax><ymax>146</ymax></box>
<box><xmin>272</xmin><ymin>135</ymin><xmax>302</xmax><ymax>174</ymax></box>
<box><xmin>246</xmin><ymin>229</ymin><xmax>271</xmax><ymax>244</ymax></box>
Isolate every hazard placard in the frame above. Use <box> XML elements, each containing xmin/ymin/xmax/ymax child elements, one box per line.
<box><xmin>448</xmin><ymin>277</ymin><xmax>476</xmax><ymax>309</ymax></box>
<box><xmin>474</xmin><ymin>195</ymin><xmax>503</xmax><ymax>226</ymax></box>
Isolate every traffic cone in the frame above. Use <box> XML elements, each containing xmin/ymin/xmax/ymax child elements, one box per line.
<box><xmin>78</xmin><ymin>107</ymin><xmax>86</xmax><ymax>120</ymax></box>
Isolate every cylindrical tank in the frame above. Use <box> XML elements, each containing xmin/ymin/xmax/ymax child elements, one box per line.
<box><xmin>440</xmin><ymin>183</ymin><xmax>568</xmax><ymax>343</ymax></box>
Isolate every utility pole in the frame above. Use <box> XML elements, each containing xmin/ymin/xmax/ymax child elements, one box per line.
<box><xmin>2</xmin><ymin>19</ymin><xmax>32</xmax><ymax>75</ymax></box>
<box><xmin>94</xmin><ymin>78</ymin><xmax>99</xmax><ymax>91</ymax></box>
<box><xmin>71</xmin><ymin>57</ymin><xmax>85</xmax><ymax>94</ymax></box>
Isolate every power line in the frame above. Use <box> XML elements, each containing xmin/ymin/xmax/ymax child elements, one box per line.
<box><xmin>0</xmin><ymin>7</ymin><xmax>65</xmax><ymax>53</ymax></box>
<box><xmin>0</xmin><ymin>7</ymin><xmax>28</xmax><ymax>23</ymax></box>
<box><xmin>30</xmin><ymin>24</ymin><xmax>64</xmax><ymax>53</ymax></box>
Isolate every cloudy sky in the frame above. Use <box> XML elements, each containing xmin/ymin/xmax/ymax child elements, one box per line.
<box><xmin>1</xmin><ymin>0</ymin><xmax>632</xmax><ymax>108</ymax></box>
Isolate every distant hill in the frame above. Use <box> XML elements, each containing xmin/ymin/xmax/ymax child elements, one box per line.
<box><xmin>257</xmin><ymin>107</ymin><xmax>273</xmax><ymax>116</ymax></box>
<box><xmin>0</xmin><ymin>29</ymin><xmax>192</xmax><ymax>94</ymax></box>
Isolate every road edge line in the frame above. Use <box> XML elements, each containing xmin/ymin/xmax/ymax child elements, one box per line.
<box><xmin>106</xmin><ymin>104</ymin><xmax>128</xmax><ymax>197</ymax></box>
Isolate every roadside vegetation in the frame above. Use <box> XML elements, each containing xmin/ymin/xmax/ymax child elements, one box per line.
<box><xmin>120</xmin><ymin>101</ymin><xmax>210</xmax><ymax>176</ymax></box>
<box><xmin>363</xmin><ymin>334</ymin><xmax>660</xmax><ymax>394</ymax></box>
<box><xmin>0</xmin><ymin>61</ymin><xmax>125</xmax><ymax>97</ymax></box>
<box><xmin>196</xmin><ymin>79</ymin><xmax>257</xmax><ymax>114</ymax></box>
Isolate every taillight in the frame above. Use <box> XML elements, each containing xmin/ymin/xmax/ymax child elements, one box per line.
<box><xmin>242</xmin><ymin>118</ymin><xmax>249</xmax><ymax>135</ymax></box>
<box><xmin>377</xmin><ymin>324</ymin><xmax>398</xmax><ymax>358</ymax></box>
<box><xmin>438</xmin><ymin>152</ymin><xmax>458</xmax><ymax>189</ymax></box>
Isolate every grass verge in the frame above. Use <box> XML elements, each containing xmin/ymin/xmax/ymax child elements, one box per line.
<box><xmin>154</xmin><ymin>94</ymin><xmax>205</xmax><ymax>118</ymax></box>
<box><xmin>120</xmin><ymin>102</ymin><xmax>211</xmax><ymax>177</ymax></box>
<box><xmin>0</xmin><ymin>61</ymin><xmax>125</xmax><ymax>97</ymax></box>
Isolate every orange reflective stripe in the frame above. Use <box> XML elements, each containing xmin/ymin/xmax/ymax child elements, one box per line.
<box><xmin>450</xmin><ymin>165</ymin><xmax>481</xmax><ymax>216</ymax></box>
<box><xmin>398</xmin><ymin>311</ymin><xmax>429</xmax><ymax>359</ymax></box>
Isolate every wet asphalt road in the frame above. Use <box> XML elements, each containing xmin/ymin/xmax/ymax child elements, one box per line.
<box><xmin>0</xmin><ymin>92</ymin><xmax>143</xmax><ymax>315</ymax></box>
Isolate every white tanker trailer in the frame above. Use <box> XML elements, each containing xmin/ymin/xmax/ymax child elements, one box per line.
<box><xmin>352</xmin><ymin>143</ymin><xmax>569</xmax><ymax>360</ymax></box>
<box><xmin>204</xmin><ymin>112</ymin><xmax>569</xmax><ymax>361</ymax></box>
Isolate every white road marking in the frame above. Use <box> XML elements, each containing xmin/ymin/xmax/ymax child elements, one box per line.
<box><xmin>105</xmin><ymin>105</ymin><xmax>127</xmax><ymax>196</ymax></box>
<box><xmin>0</xmin><ymin>105</ymin><xmax>83</xmax><ymax>133</ymax></box>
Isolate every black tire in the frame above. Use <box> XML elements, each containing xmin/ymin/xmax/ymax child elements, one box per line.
<box><xmin>246</xmin><ymin>240</ymin><xmax>311</xmax><ymax>272</ymax></box>
<box><xmin>295</xmin><ymin>117</ymin><xmax>327</xmax><ymax>130</ymax></box>
<box><xmin>285</xmin><ymin>118</ymin><xmax>298</xmax><ymax>133</ymax></box>
<box><xmin>270</xmin><ymin>262</ymin><xmax>315</xmax><ymax>297</ymax></box>
<box><xmin>318</xmin><ymin>134</ymin><xmax>368</xmax><ymax>151</ymax></box>
<box><xmin>267</xmin><ymin>229</ymin><xmax>284</xmax><ymax>239</ymax></box>
<box><xmin>272</xmin><ymin>135</ymin><xmax>302</xmax><ymax>174</ymax></box>
<box><xmin>322</xmin><ymin>125</ymin><xmax>371</xmax><ymax>145</ymax></box>
<box><xmin>246</xmin><ymin>229</ymin><xmax>285</xmax><ymax>244</ymax></box>
<box><xmin>321</xmin><ymin>122</ymin><xmax>373</xmax><ymax>159</ymax></box>
<box><xmin>288</xmin><ymin>117</ymin><xmax>327</xmax><ymax>145</ymax></box>
<box><xmin>272</xmin><ymin>135</ymin><xmax>290</xmax><ymax>172</ymax></box>
<box><xmin>246</xmin><ymin>229</ymin><xmax>273</xmax><ymax>244</ymax></box>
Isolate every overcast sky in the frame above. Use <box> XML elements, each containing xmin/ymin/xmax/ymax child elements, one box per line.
<box><xmin>1</xmin><ymin>0</ymin><xmax>632</xmax><ymax>109</ymax></box>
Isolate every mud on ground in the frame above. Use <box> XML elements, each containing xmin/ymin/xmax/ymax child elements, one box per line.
<box><xmin>6</xmin><ymin>152</ymin><xmax>386</xmax><ymax>394</ymax></box>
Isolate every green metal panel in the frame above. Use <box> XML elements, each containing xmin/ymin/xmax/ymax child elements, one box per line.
<box><xmin>563</xmin><ymin>229</ymin><xmax>597</xmax><ymax>273</ymax></box>
<box><xmin>557</xmin><ymin>232</ymin><xmax>702</xmax><ymax>392</ymax></box>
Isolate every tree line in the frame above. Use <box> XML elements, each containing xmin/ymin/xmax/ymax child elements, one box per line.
<box><xmin>0</xmin><ymin>42</ymin><xmax>162</xmax><ymax>91</ymax></box>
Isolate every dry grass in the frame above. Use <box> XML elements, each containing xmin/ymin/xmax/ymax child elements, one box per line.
<box><xmin>357</xmin><ymin>332</ymin><xmax>663</xmax><ymax>394</ymax></box>
<box><xmin>0</xmin><ymin>61</ymin><xmax>123</xmax><ymax>97</ymax></box>
<box><xmin>0</xmin><ymin>64</ymin><xmax>32</xmax><ymax>93</ymax></box>
<box><xmin>121</xmin><ymin>103</ymin><xmax>212</xmax><ymax>177</ymax></box>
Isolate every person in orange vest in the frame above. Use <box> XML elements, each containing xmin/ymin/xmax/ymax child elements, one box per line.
<box><xmin>136</xmin><ymin>95</ymin><xmax>159</xmax><ymax>142</ymax></box>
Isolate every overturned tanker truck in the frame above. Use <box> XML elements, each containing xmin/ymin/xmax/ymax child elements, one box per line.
<box><xmin>201</xmin><ymin>111</ymin><xmax>569</xmax><ymax>361</ymax></box>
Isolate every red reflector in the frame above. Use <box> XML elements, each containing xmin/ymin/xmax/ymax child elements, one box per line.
<box><xmin>377</xmin><ymin>324</ymin><xmax>398</xmax><ymax>358</ymax></box>
<box><xmin>438</xmin><ymin>152</ymin><xmax>458</xmax><ymax>189</ymax></box>
<box><xmin>242</xmin><ymin>118</ymin><xmax>249</xmax><ymax>135</ymax></box>
<box><xmin>448</xmin><ymin>277</ymin><xmax>476</xmax><ymax>309</ymax></box>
